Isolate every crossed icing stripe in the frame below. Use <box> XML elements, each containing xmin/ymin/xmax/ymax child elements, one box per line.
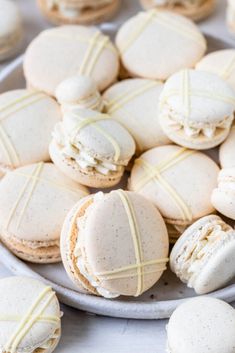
<box><xmin>3</xmin><ymin>286</ymin><xmax>59</xmax><ymax>353</ymax></box>
<box><xmin>120</xmin><ymin>10</ymin><xmax>205</xmax><ymax>54</ymax></box>
<box><xmin>5</xmin><ymin>162</ymin><xmax>88</xmax><ymax>231</ymax></box>
<box><xmin>0</xmin><ymin>91</ymin><xmax>47</xmax><ymax>167</ymax></box>
<box><xmin>95</xmin><ymin>190</ymin><xmax>169</xmax><ymax>297</ymax></box>
<box><xmin>133</xmin><ymin>148</ymin><xmax>195</xmax><ymax>223</ymax></box>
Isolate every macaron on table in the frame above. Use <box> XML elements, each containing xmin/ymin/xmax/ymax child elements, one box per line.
<box><xmin>1</xmin><ymin>0</ymin><xmax>235</xmax><ymax>352</ymax></box>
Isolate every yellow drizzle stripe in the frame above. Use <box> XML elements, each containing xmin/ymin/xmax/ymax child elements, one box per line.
<box><xmin>85</xmin><ymin>36</ymin><xmax>110</xmax><ymax>76</ymax></box>
<box><xmin>106</xmin><ymin>81</ymin><xmax>160</xmax><ymax>114</ymax></box>
<box><xmin>116</xmin><ymin>190</ymin><xmax>144</xmax><ymax>297</ymax></box>
<box><xmin>4</xmin><ymin>287</ymin><xmax>56</xmax><ymax>353</ymax></box>
<box><xmin>0</xmin><ymin>91</ymin><xmax>43</xmax><ymax>117</ymax></box>
<box><xmin>220</xmin><ymin>55</ymin><xmax>235</xmax><ymax>79</ymax></box>
<box><xmin>16</xmin><ymin>162</ymin><xmax>44</xmax><ymax>230</ymax></box>
<box><xmin>79</xmin><ymin>31</ymin><xmax>101</xmax><ymax>75</ymax></box>
<box><xmin>97</xmin><ymin>268</ymin><xmax>167</xmax><ymax>281</ymax></box>
<box><xmin>71</xmin><ymin>113</ymin><xmax>121</xmax><ymax>162</ymax></box>
<box><xmin>0</xmin><ymin>315</ymin><xmax>60</xmax><ymax>324</ymax></box>
<box><xmin>181</xmin><ymin>69</ymin><xmax>190</xmax><ymax>118</ymax></box>
<box><xmin>0</xmin><ymin>125</ymin><xmax>19</xmax><ymax>166</ymax></box>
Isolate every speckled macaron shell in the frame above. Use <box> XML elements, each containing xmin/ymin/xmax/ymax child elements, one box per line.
<box><xmin>0</xmin><ymin>0</ymin><xmax>23</xmax><ymax>61</ymax></box>
<box><xmin>211</xmin><ymin>168</ymin><xmax>235</xmax><ymax>220</ymax></box>
<box><xmin>170</xmin><ymin>215</ymin><xmax>235</xmax><ymax>294</ymax></box>
<box><xmin>115</xmin><ymin>10</ymin><xmax>206</xmax><ymax>81</ymax></box>
<box><xmin>0</xmin><ymin>162</ymin><xmax>89</xmax><ymax>263</ymax></box>
<box><xmin>167</xmin><ymin>297</ymin><xmax>235</xmax><ymax>353</ymax></box>
<box><xmin>139</xmin><ymin>0</ymin><xmax>215</xmax><ymax>22</ymax></box>
<box><xmin>49</xmin><ymin>109</ymin><xmax>136</xmax><ymax>188</ymax></box>
<box><xmin>196</xmin><ymin>49</ymin><xmax>235</xmax><ymax>91</ymax></box>
<box><xmin>61</xmin><ymin>191</ymin><xmax>169</xmax><ymax>297</ymax></box>
<box><xmin>0</xmin><ymin>89</ymin><xmax>61</xmax><ymax>175</ymax></box>
<box><xmin>0</xmin><ymin>276</ymin><xmax>61</xmax><ymax>353</ymax></box>
<box><xmin>24</xmin><ymin>25</ymin><xmax>119</xmax><ymax>96</ymax></box>
<box><xmin>128</xmin><ymin>145</ymin><xmax>219</xmax><ymax>226</ymax></box>
<box><xmin>219</xmin><ymin>125</ymin><xmax>235</xmax><ymax>168</ymax></box>
<box><xmin>37</xmin><ymin>0</ymin><xmax>120</xmax><ymax>25</ymax></box>
<box><xmin>159</xmin><ymin>69</ymin><xmax>235</xmax><ymax>150</ymax></box>
<box><xmin>103</xmin><ymin>78</ymin><xmax>171</xmax><ymax>154</ymax></box>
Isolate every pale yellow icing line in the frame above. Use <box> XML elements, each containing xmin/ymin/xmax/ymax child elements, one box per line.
<box><xmin>106</xmin><ymin>81</ymin><xmax>160</xmax><ymax>114</ymax></box>
<box><xmin>4</xmin><ymin>286</ymin><xmax>56</xmax><ymax>353</ymax></box>
<box><xmin>116</xmin><ymin>190</ymin><xmax>144</xmax><ymax>296</ymax></box>
<box><xmin>85</xmin><ymin>36</ymin><xmax>110</xmax><ymax>76</ymax></box>
<box><xmin>0</xmin><ymin>315</ymin><xmax>60</xmax><ymax>324</ymax></box>
<box><xmin>0</xmin><ymin>91</ymin><xmax>42</xmax><ymax>116</ymax></box>
<box><xmin>97</xmin><ymin>268</ymin><xmax>167</xmax><ymax>281</ymax></box>
<box><xmin>16</xmin><ymin>162</ymin><xmax>44</xmax><ymax>230</ymax></box>
<box><xmin>220</xmin><ymin>55</ymin><xmax>235</xmax><ymax>79</ymax></box>
<box><xmin>79</xmin><ymin>31</ymin><xmax>101</xmax><ymax>76</ymax></box>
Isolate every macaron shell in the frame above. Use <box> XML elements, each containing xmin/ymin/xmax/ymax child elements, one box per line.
<box><xmin>219</xmin><ymin>126</ymin><xmax>235</xmax><ymax>168</ymax></box>
<box><xmin>84</xmin><ymin>191</ymin><xmax>169</xmax><ymax>296</ymax></box>
<box><xmin>211</xmin><ymin>188</ymin><xmax>235</xmax><ymax>220</ymax></box>
<box><xmin>24</xmin><ymin>25</ymin><xmax>119</xmax><ymax>95</ymax></box>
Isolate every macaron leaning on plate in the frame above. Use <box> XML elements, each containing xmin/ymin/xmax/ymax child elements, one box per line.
<box><xmin>60</xmin><ymin>190</ymin><xmax>169</xmax><ymax>297</ymax></box>
<box><xmin>23</xmin><ymin>25</ymin><xmax>119</xmax><ymax>96</ymax></box>
<box><xmin>0</xmin><ymin>89</ymin><xmax>61</xmax><ymax>176</ymax></box>
<box><xmin>167</xmin><ymin>297</ymin><xmax>235</xmax><ymax>353</ymax></box>
<box><xmin>103</xmin><ymin>78</ymin><xmax>171</xmax><ymax>154</ymax></box>
<box><xmin>0</xmin><ymin>276</ymin><xmax>61</xmax><ymax>353</ymax></box>
<box><xmin>170</xmin><ymin>215</ymin><xmax>235</xmax><ymax>294</ymax></box>
<box><xmin>115</xmin><ymin>10</ymin><xmax>206</xmax><ymax>81</ymax></box>
<box><xmin>159</xmin><ymin>69</ymin><xmax>235</xmax><ymax>149</ymax></box>
<box><xmin>0</xmin><ymin>0</ymin><xmax>23</xmax><ymax>61</ymax></box>
<box><xmin>0</xmin><ymin>162</ymin><xmax>89</xmax><ymax>263</ymax></box>
<box><xmin>49</xmin><ymin>108</ymin><xmax>136</xmax><ymax>188</ymax></box>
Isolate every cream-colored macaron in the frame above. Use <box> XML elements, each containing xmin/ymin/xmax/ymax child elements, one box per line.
<box><xmin>196</xmin><ymin>49</ymin><xmax>235</xmax><ymax>91</ymax></box>
<box><xmin>128</xmin><ymin>145</ymin><xmax>219</xmax><ymax>229</ymax></box>
<box><xmin>37</xmin><ymin>0</ymin><xmax>120</xmax><ymax>25</ymax></box>
<box><xmin>167</xmin><ymin>297</ymin><xmax>235</xmax><ymax>353</ymax></box>
<box><xmin>227</xmin><ymin>0</ymin><xmax>235</xmax><ymax>34</ymax></box>
<box><xmin>170</xmin><ymin>215</ymin><xmax>235</xmax><ymax>294</ymax></box>
<box><xmin>219</xmin><ymin>124</ymin><xmax>235</xmax><ymax>168</ymax></box>
<box><xmin>103</xmin><ymin>78</ymin><xmax>170</xmax><ymax>154</ymax></box>
<box><xmin>0</xmin><ymin>89</ymin><xmax>61</xmax><ymax>176</ymax></box>
<box><xmin>61</xmin><ymin>190</ymin><xmax>169</xmax><ymax>297</ymax></box>
<box><xmin>115</xmin><ymin>10</ymin><xmax>206</xmax><ymax>81</ymax></box>
<box><xmin>140</xmin><ymin>0</ymin><xmax>215</xmax><ymax>22</ymax></box>
<box><xmin>0</xmin><ymin>162</ymin><xmax>88</xmax><ymax>263</ymax></box>
<box><xmin>159</xmin><ymin>69</ymin><xmax>235</xmax><ymax>150</ymax></box>
<box><xmin>24</xmin><ymin>26</ymin><xmax>119</xmax><ymax>96</ymax></box>
<box><xmin>0</xmin><ymin>0</ymin><xmax>23</xmax><ymax>61</ymax></box>
<box><xmin>49</xmin><ymin>108</ymin><xmax>136</xmax><ymax>188</ymax></box>
<box><xmin>0</xmin><ymin>276</ymin><xmax>61</xmax><ymax>353</ymax></box>
<box><xmin>55</xmin><ymin>75</ymin><xmax>104</xmax><ymax>113</ymax></box>
<box><xmin>211</xmin><ymin>168</ymin><xmax>235</xmax><ymax>220</ymax></box>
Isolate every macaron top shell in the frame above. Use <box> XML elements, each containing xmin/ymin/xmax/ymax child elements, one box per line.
<box><xmin>167</xmin><ymin>297</ymin><xmax>235</xmax><ymax>353</ymax></box>
<box><xmin>0</xmin><ymin>276</ymin><xmax>61</xmax><ymax>353</ymax></box>
<box><xmin>24</xmin><ymin>25</ymin><xmax>119</xmax><ymax>95</ymax></box>
<box><xmin>115</xmin><ymin>10</ymin><xmax>206</xmax><ymax>80</ymax></box>
<box><xmin>0</xmin><ymin>0</ymin><xmax>22</xmax><ymax>38</ymax></box>
<box><xmin>0</xmin><ymin>89</ymin><xmax>61</xmax><ymax>171</ymax></box>
<box><xmin>220</xmin><ymin>125</ymin><xmax>235</xmax><ymax>168</ymax></box>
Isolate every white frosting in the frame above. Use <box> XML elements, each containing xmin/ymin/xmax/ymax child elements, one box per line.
<box><xmin>47</xmin><ymin>0</ymin><xmax>113</xmax><ymax>16</ymax></box>
<box><xmin>153</xmin><ymin>0</ymin><xmax>203</xmax><ymax>7</ymax></box>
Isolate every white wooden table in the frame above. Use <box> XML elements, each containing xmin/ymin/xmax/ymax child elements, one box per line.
<box><xmin>0</xmin><ymin>0</ymin><xmax>234</xmax><ymax>352</ymax></box>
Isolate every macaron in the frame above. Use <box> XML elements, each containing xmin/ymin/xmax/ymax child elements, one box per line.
<box><xmin>55</xmin><ymin>75</ymin><xmax>104</xmax><ymax>113</ymax></box>
<box><xmin>0</xmin><ymin>276</ymin><xmax>61</xmax><ymax>353</ymax></box>
<box><xmin>49</xmin><ymin>108</ymin><xmax>136</xmax><ymax>188</ymax></box>
<box><xmin>0</xmin><ymin>89</ymin><xmax>61</xmax><ymax>176</ymax></box>
<box><xmin>61</xmin><ymin>190</ymin><xmax>169</xmax><ymax>297</ymax></box>
<box><xmin>37</xmin><ymin>0</ymin><xmax>120</xmax><ymax>25</ymax></box>
<box><xmin>227</xmin><ymin>0</ymin><xmax>235</xmax><ymax>34</ymax></box>
<box><xmin>115</xmin><ymin>10</ymin><xmax>206</xmax><ymax>81</ymax></box>
<box><xmin>196</xmin><ymin>49</ymin><xmax>235</xmax><ymax>91</ymax></box>
<box><xmin>139</xmin><ymin>0</ymin><xmax>215</xmax><ymax>22</ymax></box>
<box><xmin>128</xmin><ymin>145</ymin><xmax>219</xmax><ymax>229</ymax></box>
<box><xmin>103</xmin><ymin>78</ymin><xmax>171</xmax><ymax>154</ymax></box>
<box><xmin>211</xmin><ymin>168</ymin><xmax>235</xmax><ymax>220</ymax></box>
<box><xmin>0</xmin><ymin>162</ymin><xmax>88</xmax><ymax>263</ymax></box>
<box><xmin>167</xmin><ymin>297</ymin><xmax>235</xmax><ymax>353</ymax></box>
<box><xmin>24</xmin><ymin>25</ymin><xmax>119</xmax><ymax>96</ymax></box>
<box><xmin>170</xmin><ymin>215</ymin><xmax>235</xmax><ymax>294</ymax></box>
<box><xmin>159</xmin><ymin>69</ymin><xmax>235</xmax><ymax>150</ymax></box>
<box><xmin>219</xmin><ymin>125</ymin><xmax>235</xmax><ymax>168</ymax></box>
<box><xmin>0</xmin><ymin>0</ymin><xmax>23</xmax><ymax>61</ymax></box>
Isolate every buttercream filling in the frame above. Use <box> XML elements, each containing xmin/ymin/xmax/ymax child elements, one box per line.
<box><xmin>52</xmin><ymin>122</ymin><xmax>124</xmax><ymax>176</ymax></box>
<box><xmin>174</xmin><ymin>220</ymin><xmax>234</xmax><ymax>288</ymax></box>
<box><xmin>161</xmin><ymin>103</ymin><xmax>233</xmax><ymax>138</ymax></box>
<box><xmin>47</xmin><ymin>0</ymin><xmax>113</xmax><ymax>16</ymax></box>
<box><xmin>8</xmin><ymin>234</ymin><xmax>60</xmax><ymax>250</ymax></box>
<box><xmin>153</xmin><ymin>0</ymin><xmax>204</xmax><ymax>7</ymax></box>
<box><xmin>73</xmin><ymin>193</ymin><xmax>119</xmax><ymax>298</ymax></box>
<box><xmin>61</xmin><ymin>92</ymin><xmax>104</xmax><ymax>115</ymax></box>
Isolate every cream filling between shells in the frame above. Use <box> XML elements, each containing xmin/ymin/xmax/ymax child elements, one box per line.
<box><xmin>161</xmin><ymin>103</ymin><xmax>233</xmax><ymax>138</ymax></box>
<box><xmin>153</xmin><ymin>0</ymin><xmax>204</xmax><ymax>8</ymax></box>
<box><xmin>174</xmin><ymin>220</ymin><xmax>234</xmax><ymax>288</ymax></box>
<box><xmin>74</xmin><ymin>193</ymin><xmax>119</xmax><ymax>298</ymax></box>
<box><xmin>53</xmin><ymin>123</ymin><xmax>124</xmax><ymax>176</ymax></box>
